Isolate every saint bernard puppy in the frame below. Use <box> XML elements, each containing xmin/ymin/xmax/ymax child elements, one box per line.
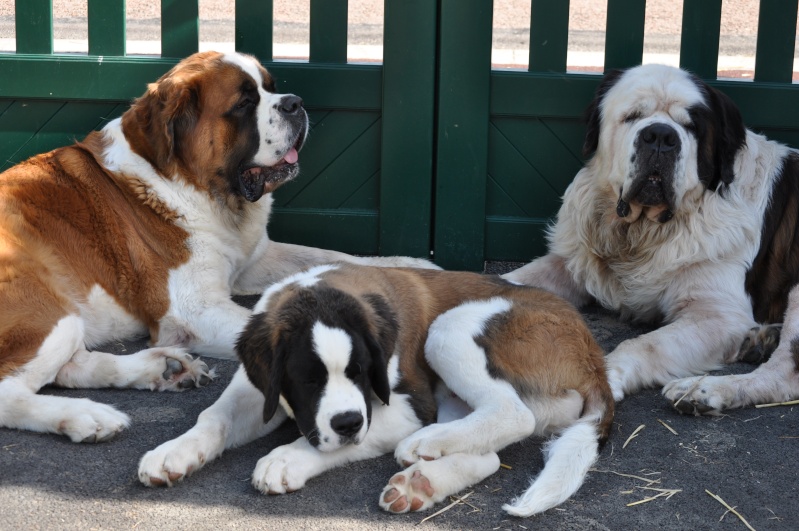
<box><xmin>0</xmin><ymin>51</ymin><xmax>433</xmax><ymax>443</ymax></box>
<box><xmin>138</xmin><ymin>263</ymin><xmax>613</xmax><ymax>517</ymax></box>
<box><xmin>504</xmin><ymin>64</ymin><xmax>799</xmax><ymax>414</ymax></box>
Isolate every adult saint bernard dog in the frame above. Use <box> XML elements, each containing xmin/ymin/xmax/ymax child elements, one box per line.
<box><xmin>505</xmin><ymin>64</ymin><xmax>799</xmax><ymax>414</ymax></box>
<box><xmin>0</xmin><ymin>51</ymin><xmax>432</xmax><ymax>443</ymax></box>
<box><xmin>138</xmin><ymin>263</ymin><xmax>613</xmax><ymax>517</ymax></box>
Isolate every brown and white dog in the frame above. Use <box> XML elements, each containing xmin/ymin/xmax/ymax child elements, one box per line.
<box><xmin>505</xmin><ymin>64</ymin><xmax>799</xmax><ymax>414</ymax></box>
<box><xmin>138</xmin><ymin>263</ymin><xmax>613</xmax><ymax>517</ymax></box>
<box><xmin>0</xmin><ymin>51</ymin><xmax>433</xmax><ymax>443</ymax></box>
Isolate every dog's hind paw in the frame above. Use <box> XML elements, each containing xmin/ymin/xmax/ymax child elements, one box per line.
<box><xmin>143</xmin><ymin>347</ymin><xmax>215</xmax><ymax>391</ymax></box>
<box><xmin>735</xmin><ymin>324</ymin><xmax>781</xmax><ymax>364</ymax></box>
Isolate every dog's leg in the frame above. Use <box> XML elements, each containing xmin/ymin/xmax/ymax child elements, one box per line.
<box><xmin>0</xmin><ymin>315</ymin><xmax>130</xmax><ymax>442</ymax></box>
<box><xmin>252</xmin><ymin>392</ymin><xmax>422</xmax><ymax>494</ymax></box>
<box><xmin>396</xmin><ymin>300</ymin><xmax>537</xmax><ymax>464</ymax></box>
<box><xmin>663</xmin><ymin>287</ymin><xmax>799</xmax><ymax>414</ymax></box>
<box><xmin>606</xmin><ymin>276</ymin><xmax>755</xmax><ymax>401</ymax></box>
<box><xmin>379</xmin><ymin>453</ymin><xmax>500</xmax><ymax>513</ymax></box>
<box><xmin>54</xmin><ymin>347</ymin><xmax>213</xmax><ymax>391</ymax></box>
<box><xmin>138</xmin><ymin>366</ymin><xmax>286</xmax><ymax>487</ymax></box>
<box><xmin>232</xmin><ymin>240</ymin><xmax>438</xmax><ymax>295</ymax></box>
<box><xmin>501</xmin><ymin>253</ymin><xmax>591</xmax><ymax>307</ymax></box>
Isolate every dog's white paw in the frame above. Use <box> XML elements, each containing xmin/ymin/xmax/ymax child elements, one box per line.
<box><xmin>138</xmin><ymin>431</ymin><xmax>220</xmax><ymax>487</ymax></box>
<box><xmin>251</xmin><ymin>445</ymin><xmax>319</xmax><ymax>494</ymax></box>
<box><xmin>59</xmin><ymin>399</ymin><xmax>130</xmax><ymax>443</ymax></box>
<box><xmin>395</xmin><ymin>423</ymin><xmax>457</xmax><ymax>466</ymax></box>
<box><xmin>380</xmin><ymin>467</ymin><xmax>440</xmax><ymax>513</ymax></box>
<box><xmin>354</xmin><ymin>255</ymin><xmax>441</xmax><ymax>270</ymax></box>
<box><xmin>141</xmin><ymin>347</ymin><xmax>215</xmax><ymax>391</ymax></box>
<box><xmin>662</xmin><ymin>375</ymin><xmax>737</xmax><ymax>416</ymax></box>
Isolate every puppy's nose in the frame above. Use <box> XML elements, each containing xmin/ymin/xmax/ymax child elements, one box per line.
<box><xmin>330</xmin><ymin>411</ymin><xmax>364</xmax><ymax>437</ymax></box>
<box><xmin>640</xmin><ymin>123</ymin><xmax>678</xmax><ymax>153</ymax></box>
<box><xmin>278</xmin><ymin>95</ymin><xmax>303</xmax><ymax>115</ymax></box>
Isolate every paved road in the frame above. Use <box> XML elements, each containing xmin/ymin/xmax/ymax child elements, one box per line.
<box><xmin>1</xmin><ymin>263</ymin><xmax>797</xmax><ymax>530</ymax></box>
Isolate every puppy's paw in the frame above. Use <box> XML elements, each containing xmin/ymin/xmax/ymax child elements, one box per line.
<box><xmin>251</xmin><ymin>445</ymin><xmax>318</xmax><ymax>494</ymax></box>
<box><xmin>395</xmin><ymin>423</ymin><xmax>457</xmax><ymax>467</ymax></box>
<box><xmin>59</xmin><ymin>399</ymin><xmax>130</xmax><ymax>443</ymax></box>
<box><xmin>354</xmin><ymin>255</ymin><xmax>441</xmax><ymax>270</ymax></box>
<box><xmin>143</xmin><ymin>348</ymin><xmax>215</xmax><ymax>391</ymax></box>
<box><xmin>380</xmin><ymin>468</ymin><xmax>440</xmax><ymax>513</ymax></box>
<box><xmin>138</xmin><ymin>431</ymin><xmax>221</xmax><ymax>487</ymax></box>
<box><xmin>735</xmin><ymin>324</ymin><xmax>781</xmax><ymax>364</ymax></box>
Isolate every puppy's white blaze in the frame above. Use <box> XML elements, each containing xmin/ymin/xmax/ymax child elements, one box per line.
<box><xmin>252</xmin><ymin>264</ymin><xmax>338</xmax><ymax>314</ymax></box>
<box><xmin>503</xmin><ymin>419</ymin><xmax>600</xmax><ymax>517</ymax></box>
<box><xmin>311</xmin><ymin>322</ymin><xmax>369</xmax><ymax>451</ymax></box>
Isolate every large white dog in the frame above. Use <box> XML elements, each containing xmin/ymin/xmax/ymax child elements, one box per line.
<box><xmin>505</xmin><ymin>64</ymin><xmax>799</xmax><ymax>415</ymax></box>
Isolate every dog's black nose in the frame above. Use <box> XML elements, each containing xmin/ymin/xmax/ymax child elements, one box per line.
<box><xmin>330</xmin><ymin>411</ymin><xmax>364</xmax><ymax>437</ymax></box>
<box><xmin>278</xmin><ymin>95</ymin><xmax>303</xmax><ymax>115</ymax></box>
<box><xmin>640</xmin><ymin>123</ymin><xmax>679</xmax><ymax>153</ymax></box>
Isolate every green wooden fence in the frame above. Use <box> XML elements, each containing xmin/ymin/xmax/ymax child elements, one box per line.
<box><xmin>1</xmin><ymin>1</ymin><xmax>798</xmax><ymax>271</ymax></box>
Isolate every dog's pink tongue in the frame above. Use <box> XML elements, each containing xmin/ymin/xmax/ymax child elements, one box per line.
<box><xmin>283</xmin><ymin>148</ymin><xmax>298</xmax><ymax>164</ymax></box>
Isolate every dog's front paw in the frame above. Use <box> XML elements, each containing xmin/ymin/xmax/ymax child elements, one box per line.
<box><xmin>59</xmin><ymin>399</ymin><xmax>130</xmax><ymax>443</ymax></box>
<box><xmin>735</xmin><ymin>324</ymin><xmax>781</xmax><ymax>364</ymax></box>
<box><xmin>354</xmin><ymin>255</ymin><xmax>441</xmax><ymax>270</ymax></box>
<box><xmin>252</xmin><ymin>445</ymin><xmax>319</xmax><ymax>494</ymax></box>
<box><xmin>395</xmin><ymin>423</ymin><xmax>456</xmax><ymax>466</ymax></box>
<box><xmin>663</xmin><ymin>376</ymin><xmax>735</xmax><ymax>416</ymax></box>
<box><xmin>380</xmin><ymin>468</ymin><xmax>440</xmax><ymax>513</ymax></box>
<box><xmin>138</xmin><ymin>430</ymin><xmax>221</xmax><ymax>487</ymax></box>
<box><xmin>144</xmin><ymin>348</ymin><xmax>215</xmax><ymax>391</ymax></box>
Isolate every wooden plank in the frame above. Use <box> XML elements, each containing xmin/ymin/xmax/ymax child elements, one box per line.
<box><xmin>0</xmin><ymin>100</ymin><xmax>64</xmax><ymax>171</ymax></box>
<box><xmin>161</xmin><ymin>0</ymin><xmax>199</xmax><ymax>58</ymax></box>
<box><xmin>679</xmin><ymin>0</ymin><xmax>721</xmax><ymax>78</ymax></box>
<box><xmin>15</xmin><ymin>0</ymin><xmax>53</xmax><ymax>54</ymax></box>
<box><xmin>236</xmin><ymin>0</ymin><xmax>273</xmax><ymax>61</ymax></box>
<box><xmin>309</xmin><ymin>0</ymin><xmax>348</xmax><ymax>63</ymax></box>
<box><xmin>604</xmin><ymin>0</ymin><xmax>646</xmax><ymax>70</ymax></box>
<box><xmin>485</xmin><ymin>217</ymin><xmax>550</xmax><ymax>262</ymax></box>
<box><xmin>528</xmin><ymin>0</ymin><xmax>570</xmax><ymax>73</ymax></box>
<box><xmin>0</xmin><ymin>56</ymin><xmax>383</xmax><ymax>110</ymax></box>
<box><xmin>88</xmin><ymin>0</ymin><xmax>126</xmax><ymax>56</ymax></box>
<box><xmin>434</xmin><ymin>0</ymin><xmax>494</xmax><ymax>270</ymax></box>
<box><xmin>754</xmin><ymin>0</ymin><xmax>799</xmax><ymax>83</ymax></box>
<box><xmin>380</xmin><ymin>0</ymin><xmax>437</xmax><ymax>258</ymax></box>
<box><xmin>269</xmin><ymin>208</ymin><xmax>378</xmax><ymax>255</ymax></box>
<box><xmin>490</xmin><ymin>72</ymin><xmax>799</xmax><ymax>129</ymax></box>
<box><xmin>274</xmin><ymin>111</ymin><xmax>381</xmax><ymax>206</ymax></box>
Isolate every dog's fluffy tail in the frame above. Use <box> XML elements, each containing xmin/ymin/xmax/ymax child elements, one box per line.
<box><xmin>502</xmin><ymin>387</ymin><xmax>614</xmax><ymax>517</ymax></box>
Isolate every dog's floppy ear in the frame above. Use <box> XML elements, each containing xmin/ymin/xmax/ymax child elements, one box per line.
<box><xmin>123</xmin><ymin>73</ymin><xmax>199</xmax><ymax>171</ymax></box>
<box><xmin>236</xmin><ymin>314</ymin><xmax>286</xmax><ymax>422</ymax></box>
<box><xmin>582</xmin><ymin>69</ymin><xmax>625</xmax><ymax>158</ymax></box>
<box><xmin>361</xmin><ymin>294</ymin><xmax>399</xmax><ymax>406</ymax></box>
<box><xmin>702</xmin><ymin>82</ymin><xmax>746</xmax><ymax>190</ymax></box>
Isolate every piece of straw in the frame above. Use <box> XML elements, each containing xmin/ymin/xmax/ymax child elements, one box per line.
<box><xmin>419</xmin><ymin>491</ymin><xmax>474</xmax><ymax>524</ymax></box>
<box><xmin>657</xmin><ymin>418</ymin><xmax>678</xmax><ymax>435</ymax></box>
<box><xmin>705</xmin><ymin>490</ymin><xmax>756</xmax><ymax>531</ymax></box>
<box><xmin>623</xmin><ymin>424</ymin><xmax>646</xmax><ymax>449</ymax></box>
<box><xmin>755</xmin><ymin>399</ymin><xmax>799</xmax><ymax>409</ymax></box>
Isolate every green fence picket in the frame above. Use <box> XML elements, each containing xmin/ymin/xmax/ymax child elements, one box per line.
<box><xmin>528</xmin><ymin>0</ymin><xmax>570</xmax><ymax>73</ymax></box>
<box><xmin>161</xmin><ymin>0</ymin><xmax>199</xmax><ymax>58</ymax></box>
<box><xmin>680</xmin><ymin>0</ymin><xmax>721</xmax><ymax>78</ymax></box>
<box><xmin>15</xmin><ymin>0</ymin><xmax>53</xmax><ymax>54</ymax></box>
<box><xmin>310</xmin><ymin>0</ymin><xmax>348</xmax><ymax>63</ymax></box>
<box><xmin>604</xmin><ymin>0</ymin><xmax>646</xmax><ymax>71</ymax></box>
<box><xmin>236</xmin><ymin>0</ymin><xmax>273</xmax><ymax>61</ymax></box>
<box><xmin>754</xmin><ymin>0</ymin><xmax>799</xmax><ymax>83</ymax></box>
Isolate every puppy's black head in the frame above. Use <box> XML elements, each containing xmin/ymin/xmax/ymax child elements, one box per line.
<box><xmin>237</xmin><ymin>286</ymin><xmax>395</xmax><ymax>452</ymax></box>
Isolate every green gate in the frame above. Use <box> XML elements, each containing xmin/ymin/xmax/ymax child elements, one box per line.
<box><xmin>2</xmin><ymin>1</ymin><xmax>799</xmax><ymax>271</ymax></box>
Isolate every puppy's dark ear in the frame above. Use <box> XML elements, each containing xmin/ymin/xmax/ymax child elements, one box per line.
<box><xmin>361</xmin><ymin>294</ymin><xmax>398</xmax><ymax>406</ymax></box>
<box><xmin>364</xmin><ymin>333</ymin><xmax>391</xmax><ymax>406</ymax></box>
<box><xmin>236</xmin><ymin>314</ymin><xmax>286</xmax><ymax>422</ymax></box>
<box><xmin>582</xmin><ymin>69</ymin><xmax>625</xmax><ymax>158</ymax></box>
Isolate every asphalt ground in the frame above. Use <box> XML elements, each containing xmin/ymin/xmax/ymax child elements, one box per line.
<box><xmin>1</xmin><ymin>263</ymin><xmax>797</xmax><ymax>531</ymax></box>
